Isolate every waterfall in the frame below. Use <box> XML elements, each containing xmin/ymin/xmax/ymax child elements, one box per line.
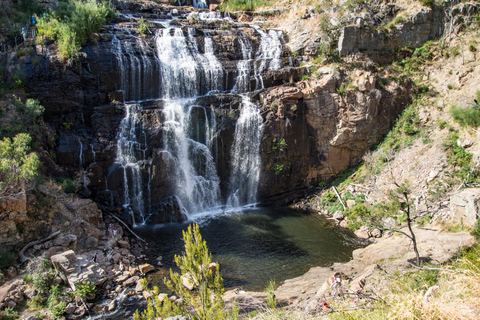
<box><xmin>115</xmin><ymin>104</ymin><xmax>148</xmax><ymax>224</ymax></box>
<box><xmin>161</xmin><ymin>101</ymin><xmax>221</xmax><ymax>215</ymax></box>
<box><xmin>253</xmin><ymin>27</ymin><xmax>284</xmax><ymax>89</ymax></box>
<box><xmin>110</xmin><ymin>19</ymin><xmax>286</xmax><ymax>222</ymax></box>
<box><xmin>227</xmin><ymin>96</ymin><xmax>264</xmax><ymax>208</ymax></box>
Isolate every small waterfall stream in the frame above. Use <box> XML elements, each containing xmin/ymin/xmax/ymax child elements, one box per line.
<box><xmin>112</xmin><ymin>17</ymin><xmax>285</xmax><ymax>223</ymax></box>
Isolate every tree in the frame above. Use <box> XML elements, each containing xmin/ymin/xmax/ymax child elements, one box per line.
<box><xmin>0</xmin><ymin>133</ymin><xmax>40</xmax><ymax>196</ymax></box>
<box><xmin>389</xmin><ymin>182</ymin><xmax>420</xmax><ymax>266</ymax></box>
<box><xmin>134</xmin><ymin>224</ymin><xmax>229</xmax><ymax>320</ymax></box>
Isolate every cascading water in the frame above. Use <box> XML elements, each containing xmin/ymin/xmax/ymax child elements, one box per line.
<box><xmin>111</xmin><ymin>18</ymin><xmax>285</xmax><ymax>222</ymax></box>
<box><xmin>226</xmin><ymin>96</ymin><xmax>264</xmax><ymax>208</ymax></box>
<box><xmin>115</xmin><ymin>103</ymin><xmax>148</xmax><ymax>224</ymax></box>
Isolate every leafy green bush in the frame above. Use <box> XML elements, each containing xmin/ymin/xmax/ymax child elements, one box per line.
<box><xmin>134</xmin><ymin>224</ymin><xmax>227</xmax><ymax>320</ymax></box>
<box><xmin>0</xmin><ymin>253</ymin><xmax>15</xmax><ymax>270</ymax></box>
<box><xmin>57</xmin><ymin>177</ymin><xmax>81</xmax><ymax>193</ymax></box>
<box><xmin>450</xmin><ymin>93</ymin><xmax>480</xmax><ymax>127</ymax></box>
<box><xmin>419</xmin><ymin>0</ymin><xmax>435</xmax><ymax>8</ymax></box>
<box><xmin>137</xmin><ymin>17</ymin><xmax>147</xmax><ymax>34</ymax></box>
<box><xmin>220</xmin><ymin>0</ymin><xmax>273</xmax><ymax>11</ymax></box>
<box><xmin>50</xmin><ymin>301</ymin><xmax>66</xmax><ymax>319</ymax></box>
<box><xmin>32</xmin><ymin>272</ymin><xmax>52</xmax><ymax>295</ymax></box>
<box><xmin>443</xmin><ymin>133</ymin><xmax>476</xmax><ymax>182</ymax></box>
<box><xmin>72</xmin><ymin>281</ymin><xmax>96</xmax><ymax>300</ymax></box>
<box><xmin>0</xmin><ymin>307</ymin><xmax>18</xmax><ymax>320</ymax></box>
<box><xmin>0</xmin><ymin>133</ymin><xmax>40</xmax><ymax>195</ymax></box>
<box><xmin>36</xmin><ymin>0</ymin><xmax>115</xmax><ymax>59</ymax></box>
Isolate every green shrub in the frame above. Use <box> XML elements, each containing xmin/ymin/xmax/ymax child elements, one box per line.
<box><xmin>134</xmin><ymin>224</ymin><xmax>226</xmax><ymax>320</ymax></box>
<box><xmin>419</xmin><ymin>0</ymin><xmax>435</xmax><ymax>8</ymax></box>
<box><xmin>0</xmin><ymin>307</ymin><xmax>18</xmax><ymax>320</ymax></box>
<box><xmin>337</xmin><ymin>83</ymin><xmax>347</xmax><ymax>96</ymax></box>
<box><xmin>0</xmin><ymin>133</ymin><xmax>40</xmax><ymax>195</ymax></box>
<box><xmin>0</xmin><ymin>253</ymin><xmax>15</xmax><ymax>270</ymax></box>
<box><xmin>32</xmin><ymin>272</ymin><xmax>52</xmax><ymax>295</ymax></box>
<box><xmin>265</xmin><ymin>279</ymin><xmax>277</xmax><ymax>310</ymax></box>
<box><xmin>36</xmin><ymin>0</ymin><xmax>115</xmax><ymax>59</ymax></box>
<box><xmin>450</xmin><ymin>104</ymin><xmax>480</xmax><ymax>128</ymax></box>
<box><xmin>57</xmin><ymin>178</ymin><xmax>81</xmax><ymax>193</ymax></box>
<box><xmin>137</xmin><ymin>17</ymin><xmax>147</xmax><ymax>34</ymax></box>
<box><xmin>72</xmin><ymin>281</ymin><xmax>96</xmax><ymax>300</ymax></box>
<box><xmin>220</xmin><ymin>0</ymin><xmax>273</xmax><ymax>11</ymax></box>
<box><xmin>50</xmin><ymin>301</ymin><xmax>66</xmax><ymax>318</ymax></box>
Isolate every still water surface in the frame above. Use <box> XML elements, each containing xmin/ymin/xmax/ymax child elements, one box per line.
<box><xmin>136</xmin><ymin>207</ymin><xmax>365</xmax><ymax>291</ymax></box>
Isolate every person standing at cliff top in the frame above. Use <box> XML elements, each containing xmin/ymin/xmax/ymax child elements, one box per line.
<box><xmin>21</xmin><ymin>28</ymin><xmax>26</xmax><ymax>41</ymax></box>
<box><xmin>31</xmin><ymin>15</ymin><xmax>36</xmax><ymax>25</ymax></box>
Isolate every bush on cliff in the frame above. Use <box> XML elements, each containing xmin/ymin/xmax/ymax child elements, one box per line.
<box><xmin>0</xmin><ymin>133</ymin><xmax>40</xmax><ymax>196</ymax></box>
<box><xmin>36</xmin><ymin>0</ymin><xmax>115</xmax><ymax>59</ymax></box>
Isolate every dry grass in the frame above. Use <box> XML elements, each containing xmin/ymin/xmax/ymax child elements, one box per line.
<box><xmin>326</xmin><ymin>246</ymin><xmax>480</xmax><ymax>320</ymax></box>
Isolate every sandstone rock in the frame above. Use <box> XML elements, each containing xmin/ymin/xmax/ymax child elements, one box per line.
<box><xmin>383</xmin><ymin>217</ymin><xmax>396</xmax><ymax>229</ymax></box>
<box><xmin>6</xmin><ymin>300</ymin><xmax>16</xmax><ymax>308</ymax></box>
<box><xmin>123</xmin><ymin>276</ymin><xmax>139</xmax><ymax>287</ymax></box>
<box><xmin>135</xmin><ymin>281</ymin><xmax>143</xmax><ymax>293</ymax></box>
<box><xmin>350</xmin><ymin>264</ymin><xmax>380</xmax><ymax>292</ymax></box>
<box><xmin>158</xmin><ymin>293</ymin><xmax>168</xmax><ymax>301</ymax></box>
<box><xmin>143</xmin><ymin>291</ymin><xmax>152</xmax><ymax>300</ymax></box>
<box><xmin>108</xmin><ymin>299</ymin><xmax>117</xmax><ymax>312</ymax></box>
<box><xmin>450</xmin><ymin>188</ymin><xmax>480</xmax><ymax>227</ymax></box>
<box><xmin>53</xmin><ymin>234</ymin><xmax>77</xmax><ymax>247</ymax></box>
<box><xmin>333</xmin><ymin>211</ymin><xmax>344</xmax><ymax>220</ymax></box>
<box><xmin>138</xmin><ymin>263</ymin><xmax>154</xmax><ymax>275</ymax></box>
<box><xmin>116</xmin><ymin>274</ymin><xmax>130</xmax><ymax>283</ymax></box>
<box><xmin>346</xmin><ymin>200</ymin><xmax>356</xmax><ymax>209</ymax></box>
<box><xmin>23</xmin><ymin>288</ymin><xmax>35</xmax><ymax>299</ymax></box>
<box><xmin>355</xmin><ymin>226</ymin><xmax>371</xmax><ymax>239</ymax></box>
<box><xmin>181</xmin><ymin>274</ymin><xmax>195</xmax><ymax>291</ymax></box>
<box><xmin>65</xmin><ymin>302</ymin><xmax>76</xmax><ymax>315</ymax></box>
<box><xmin>117</xmin><ymin>240</ymin><xmax>130</xmax><ymax>250</ymax></box>
<box><xmin>5</xmin><ymin>266</ymin><xmax>17</xmax><ymax>279</ymax></box>
<box><xmin>51</xmin><ymin>250</ymin><xmax>106</xmax><ymax>290</ymax></box>
<box><xmin>339</xmin><ymin>220</ymin><xmax>348</xmax><ymax>228</ymax></box>
<box><xmin>371</xmin><ymin>228</ymin><xmax>382</xmax><ymax>238</ymax></box>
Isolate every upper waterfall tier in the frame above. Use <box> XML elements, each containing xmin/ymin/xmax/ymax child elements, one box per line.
<box><xmin>110</xmin><ymin>17</ymin><xmax>290</xmax><ymax>102</ymax></box>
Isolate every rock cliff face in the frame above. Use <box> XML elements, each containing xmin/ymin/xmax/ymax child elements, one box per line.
<box><xmin>1</xmin><ymin>1</ymin><xmax>414</xmax><ymax>223</ymax></box>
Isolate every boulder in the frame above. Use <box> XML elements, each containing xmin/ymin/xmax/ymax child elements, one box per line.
<box><xmin>181</xmin><ymin>274</ymin><xmax>195</xmax><ymax>291</ymax></box>
<box><xmin>143</xmin><ymin>291</ymin><xmax>152</xmax><ymax>300</ymax></box>
<box><xmin>138</xmin><ymin>263</ymin><xmax>154</xmax><ymax>275</ymax></box>
<box><xmin>450</xmin><ymin>188</ymin><xmax>480</xmax><ymax>227</ymax></box>
<box><xmin>117</xmin><ymin>240</ymin><xmax>130</xmax><ymax>250</ymax></box>
<box><xmin>333</xmin><ymin>211</ymin><xmax>345</xmax><ymax>221</ymax></box>
<box><xmin>355</xmin><ymin>226</ymin><xmax>371</xmax><ymax>239</ymax></box>
<box><xmin>123</xmin><ymin>275</ymin><xmax>139</xmax><ymax>287</ymax></box>
<box><xmin>65</xmin><ymin>302</ymin><xmax>76</xmax><ymax>315</ymax></box>
<box><xmin>371</xmin><ymin>228</ymin><xmax>382</xmax><ymax>238</ymax></box>
<box><xmin>108</xmin><ymin>299</ymin><xmax>117</xmax><ymax>312</ymax></box>
<box><xmin>51</xmin><ymin>250</ymin><xmax>106</xmax><ymax>290</ymax></box>
<box><xmin>346</xmin><ymin>200</ymin><xmax>356</xmax><ymax>209</ymax></box>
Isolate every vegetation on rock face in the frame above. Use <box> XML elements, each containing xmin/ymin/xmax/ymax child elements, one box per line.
<box><xmin>220</xmin><ymin>0</ymin><xmax>276</xmax><ymax>11</ymax></box>
<box><xmin>35</xmin><ymin>0</ymin><xmax>115</xmax><ymax>59</ymax></box>
<box><xmin>0</xmin><ymin>133</ymin><xmax>40</xmax><ymax>196</ymax></box>
<box><xmin>450</xmin><ymin>90</ymin><xmax>480</xmax><ymax>128</ymax></box>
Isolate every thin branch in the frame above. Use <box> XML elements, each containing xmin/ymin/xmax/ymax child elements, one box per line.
<box><xmin>102</xmin><ymin>208</ymin><xmax>147</xmax><ymax>243</ymax></box>
<box><xmin>19</xmin><ymin>230</ymin><xmax>62</xmax><ymax>263</ymax></box>
<box><xmin>332</xmin><ymin>186</ymin><xmax>346</xmax><ymax>211</ymax></box>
